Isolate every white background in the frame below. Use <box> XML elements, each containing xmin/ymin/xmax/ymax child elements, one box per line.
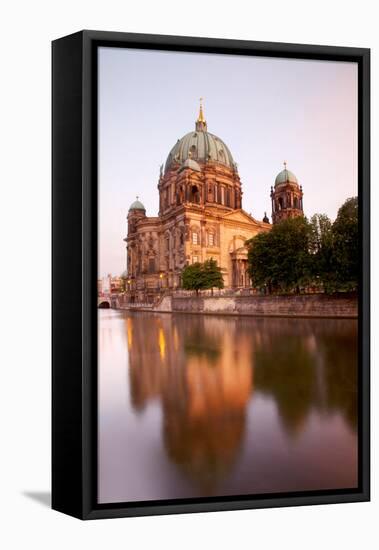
<box><xmin>0</xmin><ymin>1</ymin><xmax>377</xmax><ymax>548</ymax></box>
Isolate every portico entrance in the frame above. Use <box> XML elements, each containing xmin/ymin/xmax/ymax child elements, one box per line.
<box><xmin>230</xmin><ymin>247</ymin><xmax>251</xmax><ymax>288</ymax></box>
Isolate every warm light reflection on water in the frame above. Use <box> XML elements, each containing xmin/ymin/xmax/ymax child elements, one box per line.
<box><xmin>98</xmin><ymin>310</ymin><xmax>358</xmax><ymax>504</ymax></box>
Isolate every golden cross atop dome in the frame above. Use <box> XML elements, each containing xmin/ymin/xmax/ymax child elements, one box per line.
<box><xmin>283</xmin><ymin>161</ymin><xmax>287</xmax><ymax>169</ymax></box>
<box><xmin>197</xmin><ymin>97</ymin><xmax>206</xmax><ymax>123</ymax></box>
<box><xmin>195</xmin><ymin>97</ymin><xmax>207</xmax><ymax>131</ymax></box>
<box><xmin>136</xmin><ymin>195</ymin><xmax>139</xmax><ymax>200</ymax></box>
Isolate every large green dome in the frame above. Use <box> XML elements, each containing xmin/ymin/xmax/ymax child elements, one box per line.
<box><xmin>165</xmin><ymin>130</ymin><xmax>236</xmax><ymax>173</ymax></box>
<box><xmin>164</xmin><ymin>104</ymin><xmax>236</xmax><ymax>174</ymax></box>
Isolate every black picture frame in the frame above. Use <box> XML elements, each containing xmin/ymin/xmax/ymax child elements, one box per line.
<box><xmin>52</xmin><ymin>30</ymin><xmax>370</xmax><ymax>520</ymax></box>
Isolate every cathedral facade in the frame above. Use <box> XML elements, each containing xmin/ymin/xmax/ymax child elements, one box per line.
<box><xmin>125</xmin><ymin>104</ymin><xmax>304</xmax><ymax>302</ymax></box>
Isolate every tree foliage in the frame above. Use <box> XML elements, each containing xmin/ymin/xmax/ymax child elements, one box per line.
<box><xmin>202</xmin><ymin>258</ymin><xmax>224</xmax><ymax>293</ymax></box>
<box><xmin>181</xmin><ymin>258</ymin><xmax>224</xmax><ymax>294</ymax></box>
<box><xmin>247</xmin><ymin>197</ymin><xmax>358</xmax><ymax>294</ymax></box>
<box><xmin>120</xmin><ymin>271</ymin><xmax>128</xmax><ymax>292</ymax></box>
<box><xmin>331</xmin><ymin>197</ymin><xmax>358</xmax><ymax>290</ymax></box>
<box><xmin>181</xmin><ymin>262</ymin><xmax>204</xmax><ymax>295</ymax></box>
<box><xmin>309</xmin><ymin>213</ymin><xmax>335</xmax><ymax>292</ymax></box>
<box><xmin>247</xmin><ymin>216</ymin><xmax>313</xmax><ymax>293</ymax></box>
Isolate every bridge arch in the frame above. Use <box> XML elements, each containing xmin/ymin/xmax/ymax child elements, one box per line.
<box><xmin>98</xmin><ymin>299</ymin><xmax>111</xmax><ymax>309</ymax></box>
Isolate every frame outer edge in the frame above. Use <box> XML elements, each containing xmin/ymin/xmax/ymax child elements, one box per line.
<box><xmin>360</xmin><ymin>48</ymin><xmax>370</xmax><ymax>500</ymax></box>
<box><xmin>52</xmin><ymin>31</ymin><xmax>85</xmax><ymax>519</ymax></box>
<box><xmin>82</xmin><ymin>30</ymin><xmax>95</xmax><ymax>519</ymax></box>
<box><xmin>54</xmin><ymin>30</ymin><xmax>370</xmax><ymax>520</ymax></box>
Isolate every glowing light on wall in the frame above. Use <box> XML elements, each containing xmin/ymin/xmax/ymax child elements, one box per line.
<box><xmin>158</xmin><ymin>328</ymin><xmax>166</xmax><ymax>360</ymax></box>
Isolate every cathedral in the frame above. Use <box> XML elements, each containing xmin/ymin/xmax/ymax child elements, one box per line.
<box><xmin>125</xmin><ymin>102</ymin><xmax>304</xmax><ymax>302</ymax></box>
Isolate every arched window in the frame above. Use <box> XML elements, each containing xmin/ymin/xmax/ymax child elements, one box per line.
<box><xmin>208</xmin><ymin>184</ymin><xmax>212</xmax><ymax>200</ymax></box>
<box><xmin>278</xmin><ymin>197</ymin><xmax>284</xmax><ymax>210</ymax></box>
<box><xmin>294</xmin><ymin>196</ymin><xmax>298</xmax><ymax>209</ymax></box>
<box><xmin>191</xmin><ymin>185</ymin><xmax>200</xmax><ymax>204</ymax></box>
<box><xmin>171</xmin><ymin>183</ymin><xmax>175</xmax><ymax>204</ymax></box>
<box><xmin>226</xmin><ymin>187</ymin><xmax>231</xmax><ymax>207</ymax></box>
<box><xmin>177</xmin><ymin>185</ymin><xmax>184</xmax><ymax>206</ymax></box>
<box><xmin>192</xmin><ymin>231</ymin><xmax>199</xmax><ymax>245</ymax></box>
<box><xmin>208</xmin><ymin>231</ymin><xmax>215</xmax><ymax>247</ymax></box>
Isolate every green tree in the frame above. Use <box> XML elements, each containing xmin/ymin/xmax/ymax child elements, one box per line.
<box><xmin>309</xmin><ymin>214</ymin><xmax>334</xmax><ymax>292</ymax></box>
<box><xmin>331</xmin><ymin>197</ymin><xmax>358</xmax><ymax>290</ymax></box>
<box><xmin>246</xmin><ymin>231</ymin><xmax>274</xmax><ymax>291</ymax></box>
<box><xmin>181</xmin><ymin>259</ymin><xmax>224</xmax><ymax>295</ymax></box>
<box><xmin>309</xmin><ymin>213</ymin><xmax>333</xmax><ymax>254</ymax></box>
<box><xmin>247</xmin><ymin>197</ymin><xmax>358</xmax><ymax>295</ymax></box>
<box><xmin>247</xmin><ymin>216</ymin><xmax>313</xmax><ymax>294</ymax></box>
<box><xmin>202</xmin><ymin>258</ymin><xmax>224</xmax><ymax>295</ymax></box>
<box><xmin>181</xmin><ymin>262</ymin><xmax>205</xmax><ymax>295</ymax></box>
<box><xmin>120</xmin><ymin>270</ymin><xmax>128</xmax><ymax>292</ymax></box>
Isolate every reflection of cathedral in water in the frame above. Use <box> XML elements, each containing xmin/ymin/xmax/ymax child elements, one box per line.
<box><xmin>127</xmin><ymin>314</ymin><xmax>253</xmax><ymax>490</ymax></box>
<box><xmin>125</xmin><ymin>313</ymin><xmax>357</xmax><ymax>494</ymax></box>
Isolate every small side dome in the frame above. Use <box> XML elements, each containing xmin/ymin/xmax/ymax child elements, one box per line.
<box><xmin>275</xmin><ymin>163</ymin><xmax>298</xmax><ymax>186</ymax></box>
<box><xmin>129</xmin><ymin>197</ymin><xmax>146</xmax><ymax>211</ymax></box>
<box><xmin>179</xmin><ymin>158</ymin><xmax>201</xmax><ymax>172</ymax></box>
<box><xmin>263</xmin><ymin>212</ymin><xmax>270</xmax><ymax>224</ymax></box>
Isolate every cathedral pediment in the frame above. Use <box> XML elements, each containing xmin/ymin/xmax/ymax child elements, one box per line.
<box><xmin>222</xmin><ymin>209</ymin><xmax>263</xmax><ymax>226</ymax></box>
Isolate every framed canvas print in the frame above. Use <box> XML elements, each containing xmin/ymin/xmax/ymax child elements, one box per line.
<box><xmin>52</xmin><ymin>30</ymin><xmax>370</xmax><ymax>520</ymax></box>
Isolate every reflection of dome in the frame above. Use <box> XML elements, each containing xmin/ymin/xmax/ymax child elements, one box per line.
<box><xmin>275</xmin><ymin>168</ymin><xmax>298</xmax><ymax>186</ymax></box>
<box><xmin>164</xmin><ymin>102</ymin><xmax>236</xmax><ymax>173</ymax></box>
<box><xmin>129</xmin><ymin>198</ymin><xmax>146</xmax><ymax>211</ymax></box>
<box><xmin>164</xmin><ymin>410</ymin><xmax>246</xmax><ymax>492</ymax></box>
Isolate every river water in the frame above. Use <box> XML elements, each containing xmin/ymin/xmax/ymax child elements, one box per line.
<box><xmin>98</xmin><ymin>309</ymin><xmax>358</xmax><ymax>504</ymax></box>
